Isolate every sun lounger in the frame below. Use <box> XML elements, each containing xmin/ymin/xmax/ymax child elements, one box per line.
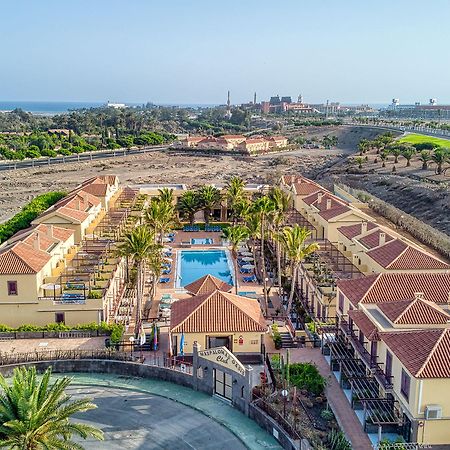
<box><xmin>162</xmin><ymin>269</ymin><xmax>171</xmax><ymax>275</ymax></box>
<box><xmin>159</xmin><ymin>277</ymin><xmax>170</xmax><ymax>283</ymax></box>
<box><xmin>161</xmin><ymin>293</ymin><xmax>172</xmax><ymax>300</ymax></box>
<box><xmin>243</xmin><ymin>275</ymin><xmax>257</xmax><ymax>283</ymax></box>
<box><xmin>240</xmin><ymin>267</ymin><xmax>253</xmax><ymax>274</ymax></box>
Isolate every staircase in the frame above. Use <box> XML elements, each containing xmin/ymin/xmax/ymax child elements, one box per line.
<box><xmin>280</xmin><ymin>332</ymin><xmax>296</xmax><ymax>348</ymax></box>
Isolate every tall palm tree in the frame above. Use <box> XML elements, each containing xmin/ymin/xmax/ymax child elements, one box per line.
<box><xmin>222</xmin><ymin>225</ymin><xmax>249</xmax><ymax>294</ymax></box>
<box><xmin>198</xmin><ymin>185</ymin><xmax>221</xmax><ymax>224</ymax></box>
<box><xmin>225</xmin><ymin>176</ymin><xmax>246</xmax><ymax>223</ymax></box>
<box><xmin>268</xmin><ymin>187</ymin><xmax>291</xmax><ymax>296</ymax></box>
<box><xmin>0</xmin><ymin>366</ymin><xmax>103</xmax><ymax>449</ymax></box>
<box><xmin>145</xmin><ymin>200</ymin><xmax>176</xmax><ymax>244</ymax></box>
<box><xmin>253</xmin><ymin>196</ymin><xmax>275</xmax><ymax>316</ymax></box>
<box><xmin>177</xmin><ymin>190</ymin><xmax>200</xmax><ymax>225</ymax></box>
<box><xmin>276</xmin><ymin>225</ymin><xmax>319</xmax><ymax>314</ymax></box>
<box><xmin>401</xmin><ymin>146</ymin><xmax>415</xmax><ymax>167</ymax></box>
<box><xmin>245</xmin><ymin>212</ymin><xmax>261</xmax><ymax>269</ymax></box>
<box><xmin>116</xmin><ymin>226</ymin><xmax>158</xmax><ymax>330</ymax></box>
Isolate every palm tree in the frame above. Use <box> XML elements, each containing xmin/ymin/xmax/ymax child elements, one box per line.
<box><xmin>233</xmin><ymin>198</ymin><xmax>252</xmax><ymax>223</ymax></box>
<box><xmin>358</xmin><ymin>139</ymin><xmax>370</xmax><ymax>156</ymax></box>
<box><xmin>198</xmin><ymin>185</ymin><xmax>221</xmax><ymax>224</ymax></box>
<box><xmin>253</xmin><ymin>196</ymin><xmax>275</xmax><ymax>316</ymax></box>
<box><xmin>116</xmin><ymin>226</ymin><xmax>158</xmax><ymax>330</ymax></box>
<box><xmin>225</xmin><ymin>176</ymin><xmax>246</xmax><ymax>223</ymax></box>
<box><xmin>401</xmin><ymin>145</ymin><xmax>415</xmax><ymax>167</ymax></box>
<box><xmin>388</xmin><ymin>145</ymin><xmax>401</xmax><ymax>164</ymax></box>
<box><xmin>0</xmin><ymin>366</ymin><xmax>103</xmax><ymax>449</ymax></box>
<box><xmin>268</xmin><ymin>187</ymin><xmax>291</xmax><ymax>296</ymax></box>
<box><xmin>177</xmin><ymin>190</ymin><xmax>200</xmax><ymax>225</ymax></box>
<box><xmin>431</xmin><ymin>148</ymin><xmax>448</xmax><ymax>175</ymax></box>
<box><xmin>354</xmin><ymin>156</ymin><xmax>364</xmax><ymax>169</ymax></box>
<box><xmin>157</xmin><ymin>187</ymin><xmax>174</xmax><ymax>205</ymax></box>
<box><xmin>419</xmin><ymin>150</ymin><xmax>431</xmax><ymax>170</ymax></box>
<box><xmin>222</xmin><ymin>225</ymin><xmax>250</xmax><ymax>294</ymax></box>
<box><xmin>245</xmin><ymin>212</ymin><xmax>261</xmax><ymax>270</ymax></box>
<box><xmin>379</xmin><ymin>150</ymin><xmax>388</xmax><ymax>168</ymax></box>
<box><xmin>276</xmin><ymin>225</ymin><xmax>319</xmax><ymax>314</ymax></box>
<box><xmin>145</xmin><ymin>200</ymin><xmax>175</xmax><ymax>244</ymax></box>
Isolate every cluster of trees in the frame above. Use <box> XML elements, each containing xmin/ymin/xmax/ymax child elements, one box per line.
<box><xmin>356</xmin><ymin>134</ymin><xmax>450</xmax><ymax>175</ymax></box>
<box><xmin>291</xmin><ymin>118</ymin><xmax>343</xmax><ymax>127</ymax></box>
<box><xmin>0</xmin><ymin>191</ymin><xmax>66</xmax><ymax>243</ymax></box>
<box><xmin>0</xmin><ymin>129</ymin><xmax>173</xmax><ymax>161</ymax></box>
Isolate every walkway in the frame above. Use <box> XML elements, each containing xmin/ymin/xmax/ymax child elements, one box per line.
<box><xmin>287</xmin><ymin>347</ymin><xmax>373</xmax><ymax>450</ymax></box>
<box><xmin>61</xmin><ymin>372</ymin><xmax>282</xmax><ymax>450</ymax></box>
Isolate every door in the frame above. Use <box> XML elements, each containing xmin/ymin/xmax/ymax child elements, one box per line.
<box><xmin>214</xmin><ymin>369</ymin><xmax>232</xmax><ymax>400</ymax></box>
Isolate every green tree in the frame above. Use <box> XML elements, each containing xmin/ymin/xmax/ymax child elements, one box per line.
<box><xmin>177</xmin><ymin>190</ymin><xmax>200</xmax><ymax>225</ymax></box>
<box><xmin>222</xmin><ymin>225</ymin><xmax>250</xmax><ymax>294</ymax></box>
<box><xmin>401</xmin><ymin>145</ymin><xmax>415</xmax><ymax>167</ymax></box>
<box><xmin>225</xmin><ymin>176</ymin><xmax>246</xmax><ymax>224</ymax></box>
<box><xmin>419</xmin><ymin>150</ymin><xmax>431</xmax><ymax>170</ymax></box>
<box><xmin>253</xmin><ymin>196</ymin><xmax>276</xmax><ymax>315</ymax></box>
<box><xmin>197</xmin><ymin>186</ymin><xmax>221</xmax><ymax>224</ymax></box>
<box><xmin>157</xmin><ymin>187</ymin><xmax>174</xmax><ymax>205</ymax></box>
<box><xmin>276</xmin><ymin>225</ymin><xmax>319</xmax><ymax>313</ymax></box>
<box><xmin>0</xmin><ymin>366</ymin><xmax>103</xmax><ymax>449</ymax></box>
<box><xmin>268</xmin><ymin>187</ymin><xmax>291</xmax><ymax>296</ymax></box>
<box><xmin>379</xmin><ymin>150</ymin><xmax>388</xmax><ymax>168</ymax></box>
<box><xmin>431</xmin><ymin>148</ymin><xmax>448</xmax><ymax>175</ymax></box>
<box><xmin>388</xmin><ymin>145</ymin><xmax>402</xmax><ymax>164</ymax></box>
<box><xmin>145</xmin><ymin>200</ymin><xmax>176</xmax><ymax>244</ymax></box>
<box><xmin>116</xmin><ymin>226</ymin><xmax>158</xmax><ymax>328</ymax></box>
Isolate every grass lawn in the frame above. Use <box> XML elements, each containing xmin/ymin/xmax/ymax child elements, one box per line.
<box><xmin>398</xmin><ymin>133</ymin><xmax>450</xmax><ymax>147</ymax></box>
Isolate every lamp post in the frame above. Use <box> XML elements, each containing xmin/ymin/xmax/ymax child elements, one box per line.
<box><xmin>281</xmin><ymin>389</ymin><xmax>289</xmax><ymax>418</ymax></box>
<box><xmin>129</xmin><ymin>336</ymin><xmax>135</xmax><ymax>358</ymax></box>
<box><xmin>264</xmin><ymin>277</ymin><xmax>270</xmax><ymax>316</ymax></box>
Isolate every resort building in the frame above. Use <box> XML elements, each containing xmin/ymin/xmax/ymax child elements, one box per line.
<box><xmin>170</xmin><ymin>288</ymin><xmax>267</xmax><ymax>363</ymax></box>
<box><xmin>331</xmin><ymin>273</ymin><xmax>450</xmax><ymax>446</ymax></box>
<box><xmin>176</xmin><ymin>134</ymin><xmax>287</xmax><ymax>154</ymax></box>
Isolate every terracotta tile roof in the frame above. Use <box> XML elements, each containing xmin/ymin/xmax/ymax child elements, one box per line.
<box><xmin>366</xmin><ymin>239</ymin><xmax>449</xmax><ymax>270</ymax></box>
<box><xmin>221</xmin><ymin>135</ymin><xmax>246</xmax><ymax>140</ymax></box>
<box><xmin>338</xmin><ymin>222</ymin><xmax>378</xmax><ymax>240</ymax></box>
<box><xmin>184</xmin><ymin>274</ymin><xmax>233</xmax><ymax>296</ymax></box>
<box><xmin>78</xmin><ymin>183</ymin><xmax>109</xmax><ymax>197</ymax></box>
<box><xmin>54</xmin><ymin>207</ymin><xmax>90</xmax><ymax>223</ymax></box>
<box><xmin>80</xmin><ymin>175</ymin><xmax>118</xmax><ymax>186</ymax></box>
<box><xmin>170</xmin><ymin>290</ymin><xmax>267</xmax><ymax>333</ymax></box>
<box><xmin>23</xmin><ymin>232</ymin><xmax>57</xmax><ymax>252</ymax></box>
<box><xmin>348</xmin><ymin>310</ymin><xmax>379</xmax><ymax>340</ymax></box>
<box><xmin>0</xmin><ymin>241</ymin><xmax>51</xmax><ymax>274</ymax></box>
<box><xmin>378</xmin><ymin>297</ymin><xmax>450</xmax><ymax>325</ymax></box>
<box><xmin>244</xmin><ymin>138</ymin><xmax>267</xmax><ymax>144</ymax></box>
<box><xmin>35</xmin><ymin>224</ymin><xmax>74</xmax><ymax>242</ymax></box>
<box><xmin>292</xmin><ymin>182</ymin><xmax>322</xmax><ymax>196</ymax></box>
<box><xmin>319</xmin><ymin>204</ymin><xmax>351</xmax><ymax>221</ymax></box>
<box><xmin>338</xmin><ymin>273</ymin><xmax>450</xmax><ymax>307</ymax></box>
<box><xmin>358</xmin><ymin>229</ymin><xmax>394</xmax><ymax>249</ymax></box>
<box><xmin>380</xmin><ymin>329</ymin><xmax>450</xmax><ymax>378</ymax></box>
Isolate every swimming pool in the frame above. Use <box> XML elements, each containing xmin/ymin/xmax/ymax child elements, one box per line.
<box><xmin>176</xmin><ymin>249</ymin><xmax>234</xmax><ymax>287</ymax></box>
<box><xmin>191</xmin><ymin>238</ymin><xmax>214</xmax><ymax>245</ymax></box>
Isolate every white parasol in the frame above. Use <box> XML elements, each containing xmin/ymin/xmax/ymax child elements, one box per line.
<box><xmin>242</xmin><ymin>264</ymin><xmax>255</xmax><ymax>269</ymax></box>
<box><xmin>239</xmin><ymin>251</ymin><xmax>253</xmax><ymax>257</ymax></box>
<box><xmin>241</xmin><ymin>256</ymin><xmax>254</xmax><ymax>262</ymax></box>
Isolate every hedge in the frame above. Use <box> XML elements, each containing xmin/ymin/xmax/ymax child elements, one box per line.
<box><xmin>0</xmin><ymin>322</ymin><xmax>124</xmax><ymax>344</ymax></box>
<box><xmin>0</xmin><ymin>191</ymin><xmax>66</xmax><ymax>243</ymax></box>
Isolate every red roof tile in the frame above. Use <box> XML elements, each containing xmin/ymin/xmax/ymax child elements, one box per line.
<box><xmin>366</xmin><ymin>239</ymin><xmax>449</xmax><ymax>270</ymax></box>
<box><xmin>378</xmin><ymin>298</ymin><xmax>450</xmax><ymax>325</ymax></box>
<box><xmin>380</xmin><ymin>329</ymin><xmax>450</xmax><ymax>378</ymax></box>
<box><xmin>338</xmin><ymin>273</ymin><xmax>450</xmax><ymax>307</ymax></box>
<box><xmin>348</xmin><ymin>310</ymin><xmax>379</xmax><ymax>340</ymax></box>
<box><xmin>170</xmin><ymin>290</ymin><xmax>267</xmax><ymax>333</ymax></box>
<box><xmin>184</xmin><ymin>274</ymin><xmax>233</xmax><ymax>296</ymax></box>
<box><xmin>293</xmin><ymin>182</ymin><xmax>322</xmax><ymax>196</ymax></box>
<box><xmin>0</xmin><ymin>241</ymin><xmax>52</xmax><ymax>274</ymax></box>
<box><xmin>338</xmin><ymin>222</ymin><xmax>378</xmax><ymax>240</ymax></box>
<box><xmin>358</xmin><ymin>229</ymin><xmax>394</xmax><ymax>249</ymax></box>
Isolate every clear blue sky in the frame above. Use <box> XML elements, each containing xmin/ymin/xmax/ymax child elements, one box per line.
<box><xmin>1</xmin><ymin>0</ymin><xmax>449</xmax><ymax>105</ymax></box>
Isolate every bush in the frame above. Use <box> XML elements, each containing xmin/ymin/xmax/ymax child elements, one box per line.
<box><xmin>326</xmin><ymin>429</ymin><xmax>352</xmax><ymax>450</ymax></box>
<box><xmin>0</xmin><ymin>191</ymin><xmax>66</xmax><ymax>243</ymax></box>
<box><xmin>288</xmin><ymin>362</ymin><xmax>326</xmax><ymax>395</ymax></box>
<box><xmin>320</xmin><ymin>408</ymin><xmax>334</xmax><ymax>421</ymax></box>
<box><xmin>71</xmin><ymin>146</ymin><xmax>84</xmax><ymax>154</ymax></box>
<box><xmin>58</xmin><ymin>148</ymin><xmax>72</xmax><ymax>156</ymax></box>
<box><xmin>40</xmin><ymin>148</ymin><xmax>57</xmax><ymax>157</ymax></box>
<box><xmin>24</xmin><ymin>147</ymin><xmax>41</xmax><ymax>158</ymax></box>
<box><xmin>271</xmin><ymin>324</ymin><xmax>282</xmax><ymax>349</ymax></box>
<box><xmin>87</xmin><ymin>290</ymin><xmax>102</xmax><ymax>299</ymax></box>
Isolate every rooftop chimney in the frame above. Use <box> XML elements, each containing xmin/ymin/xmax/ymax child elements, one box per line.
<box><xmin>379</xmin><ymin>232</ymin><xmax>386</xmax><ymax>247</ymax></box>
<box><xmin>33</xmin><ymin>233</ymin><xmax>41</xmax><ymax>251</ymax></box>
<box><xmin>414</xmin><ymin>292</ymin><xmax>425</xmax><ymax>301</ymax></box>
<box><xmin>361</xmin><ymin>221</ymin><xmax>368</xmax><ymax>234</ymax></box>
<box><xmin>317</xmin><ymin>192</ymin><xmax>323</xmax><ymax>203</ymax></box>
<box><xmin>326</xmin><ymin>199</ymin><xmax>332</xmax><ymax>210</ymax></box>
<box><xmin>46</xmin><ymin>225</ymin><xmax>53</xmax><ymax>238</ymax></box>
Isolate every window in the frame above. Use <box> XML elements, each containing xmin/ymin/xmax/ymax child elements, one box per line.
<box><xmin>338</xmin><ymin>293</ymin><xmax>344</xmax><ymax>313</ymax></box>
<box><xmin>7</xmin><ymin>281</ymin><xmax>18</xmax><ymax>296</ymax></box>
<box><xmin>401</xmin><ymin>369</ymin><xmax>411</xmax><ymax>401</ymax></box>
<box><xmin>385</xmin><ymin>351</ymin><xmax>393</xmax><ymax>381</ymax></box>
<box><xmin>55</xmin><ymin>312</ymin><xmax>65</xmax><ymax>324</ymax></box>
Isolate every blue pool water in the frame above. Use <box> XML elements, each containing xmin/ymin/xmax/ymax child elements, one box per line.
<box><xmin>191</xmin><ymin>238</ymin><xmax>214</xmax><ymax>245</ymax></box>
<box><xmin>177</xmin><ymin>250</ymin><xmax>233</xmax><ymax>287</ymax></box>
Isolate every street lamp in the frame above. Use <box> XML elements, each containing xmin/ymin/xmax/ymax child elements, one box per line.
<box><xmin>129</xmin><ymin>336</ymin><xmax>135</xmax><ymax>358</ymax></box>
<box><xmin>281</xmin><ymin>389</ymin><xmax>289</xmax><ymax>418</ymax></box>
<box><xmin>264</xmin><ymin>277</ymin><xmax>270</xmax><ymax>316</ymax></box>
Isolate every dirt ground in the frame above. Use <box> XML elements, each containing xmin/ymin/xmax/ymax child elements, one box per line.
<box><xmin>0</xmin><ymin>125</ymin><xmax>384</xmax><ymax>222</ymax></box>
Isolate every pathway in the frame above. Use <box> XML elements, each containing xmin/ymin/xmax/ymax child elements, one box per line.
<box><xmin>286</xmin><ymin>347</ymin><xmax>373</xmax><ymax>450</ymax></box>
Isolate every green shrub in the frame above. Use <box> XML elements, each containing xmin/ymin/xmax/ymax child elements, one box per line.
<box><xmin>320</xmin><ymin>408</ymin><xmax>334</xmax><ymax>421</ymax></box>
<box><xmin>58</xmin><ymin>148</ymin><xmax>72</xmax><ymax>156</ymax></box>
<box><xmin>0</xmin><ymin>191</ymin><xmax>66</xmax><ymax>243</ymax></box>
<box><xmin>288</xmin><ymin>362</ymin><xmax>326</xmax><ymax>395</ymax></box>
<box><xmin>87</xmin><ymin>290</ymin><xmax>102</xmax><ymax>299</ymax></box>
<box><xmin>326</xmin><ymin>429</ymin><xmax>351</xmax><ymax>450</ymax></box>
<box><xmin>40</xmin><ymin>148</ymin><xmax>57</xmax><ymax>157</ymax></box>
<box><xmin>271</xmin><ymin>324</ymin><xmax>282</xmax><ymax>349</ymax></box>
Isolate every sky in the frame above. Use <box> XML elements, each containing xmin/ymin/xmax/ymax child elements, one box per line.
<box><xmin>1</xmin><ymin>0</ymin><xmax>450</xmax><ymax>105</ymax></box>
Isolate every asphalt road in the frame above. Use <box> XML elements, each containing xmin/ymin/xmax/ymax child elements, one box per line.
<box><xmin>69</xmin><ymin>385</ymin><xmax>247</xmax><ymax>450</ymax></box>
<box><xmin>0</xmin><ymin>145</ymin><xmax>168</xmax><ymax>172</ymax></box>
